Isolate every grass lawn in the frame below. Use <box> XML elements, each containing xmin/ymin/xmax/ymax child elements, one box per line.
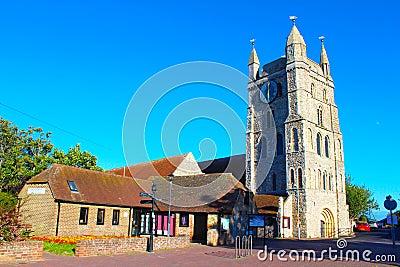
<box><xmin>43</xmin><ymin>241</ymin><xmax>76</xmax><ymax>256</ymax></box>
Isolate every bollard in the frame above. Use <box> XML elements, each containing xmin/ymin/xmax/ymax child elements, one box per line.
<box><xmin>235</xmin><ymin>235</ymin><xmax>241</xmax><ymax>258</ymax></box>
<box><xmin>242</xmin><ymin>236</ymin><xmax>247</xmax><ymax>257</ymax></box>
<box><xmin>248</xmin><ymin>235</ymin><xmax>253</xmax><ymax>256</ymax></box>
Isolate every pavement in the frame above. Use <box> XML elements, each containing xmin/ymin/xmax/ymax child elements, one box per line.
<box><xmin>1</xmin><ymin>229</ymin><xmax>399</xmax><ymax>267</ymax></box>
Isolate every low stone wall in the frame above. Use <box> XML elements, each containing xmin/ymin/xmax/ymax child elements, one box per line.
<box><xmin>75</xmin><ymin>236</ymin><xmax>191</xmax><ymax>257</ymax></box>
<box><xmin>0</xmin><ymin>241</ymin><xmax>43</xmax><ymax>263</ymax></box>
<box><xmin>153</xmin><ymin>236</ymin><xmax>190</xmax><ymax>250</ymax></box>
<box><xmin>75</xmin><ymin>237</ymin><xmax>148</xmax><ymax>257</ymax></box>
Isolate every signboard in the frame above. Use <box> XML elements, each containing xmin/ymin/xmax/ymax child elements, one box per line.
<box><xmin>221</xmin><ymin>218</ymin><xmax>230</xmax><ymax>231</ymax></box>
<box><xmin>387</xmin><ymin>215</ymin><xmax>398</xmax><ymax>225</ymax></box>
<box><xmin>283</xmin><ymin>216</ymin><xmax>290</xmax><ymax>228</ymax></box>
<box><xmin>28</xmin><ymin>188</ymin><xmax>46</xmax><ymax>194</ymax></box>
<box><xmin>140</xmin><ymin>192</ymin><xmax>152</xmax><ymax>198</ymax></box>
<box><xmin>384</xmin><ymin>197</ymin><xmax>397</xmax><ymax>211</ymax></box>
<box><xmin>249</xmin><ymin>215</ymin><xmax>265</xmax><ymax>227</ymax></box>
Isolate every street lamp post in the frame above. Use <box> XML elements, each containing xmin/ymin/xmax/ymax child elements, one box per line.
<box><xmin>167</xmin><ymin>174</ymin><xmax>173</xmax><ymax>238</ymax></box>
<box><xmin>149</xmin><ymin>182</ymin><xmax>157</xmax><ymax>253</ymax></box>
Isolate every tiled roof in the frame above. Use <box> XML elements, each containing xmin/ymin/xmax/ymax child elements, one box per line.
<box><xmin>198</xmin><ymin>154</ymin><xmax>246</xmax><ymax>184</ymax></box>
<box><xmin>27</xmin><ymin>164</ymin><xmax>152</xmax><ymax>208</ymax></box>
<box><xmin>254</xmin><ymin>194</ymin><xmax>280</xmax><ymax>215</ymax></box>
<box><xmin>150</xmin><ymin>173</ymin><xmax>246</xmax><ymax>213</ymax></box>
<box><xmin>107</xmin><ymin>154</ymin><xmax>189</xmax><ymax>179</ymax></box>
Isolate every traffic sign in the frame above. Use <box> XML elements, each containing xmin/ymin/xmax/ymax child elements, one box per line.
<box><xmin>384</xmin><ymin>196</ymin><xmax>397</xmax><ymax>211</ymax></box>
<box><xmin>140</xmin><ymin>192</ymin><xmax>152</xmax><ymax>198</ymax></box>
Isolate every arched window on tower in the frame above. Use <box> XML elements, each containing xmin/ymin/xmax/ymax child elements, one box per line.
<box><xmin>267</xmin><ymin>110</ymin><xmax>274</xmax><ymax>128</ymax></box>
<box><xmin>317</xmin><ymin>133</ymin><xmax>322</xmax><ymax>156</ymax></box>
<box><xmin>298</xmin><ymin>168</ymin><xmax>303</xmax><ymax>189</ymax></box>
<box><xmin>292</xmin><ymin>128</ymin><xmax>299</xmax><ymax>152</ymax></box>
<box><xmin>277</xmin><ymin>133</ymin><xmax>284</xmax><ymax>155</ymax></box>
<box><xmin>328</xmin><ymin>174</ymin><xmax>332</xmax><ymax>191</ymax></box>
<box><xmin>318</xmin><ymin>170</ymin><xmax>322</xmax><ymax>189</ymax></box>
<box><xmin>337</xmin><ymin>139</ymin><xmax>342</xmax><ymax>160</ymax></box>
<box><xmin>261</xmin><ymin>137</ymin><xmax>267</xmax><ymax>159</ymax></box>
<box><xmin>256</xmin><ymin>136</ymin><xmax>267</xmax><ymax>160</ymax></box>
<box><xmin>310</xmin><ymin>83</ymin><xmax>315</xmax><ymax>97</ymax></box>
<box><xmin>323</xmin><ymin>172</ymin><xmax>327</xmax><ymax>190</ymax></box>
<box><xmin>272</xmin><ymin>173</ymin><xmax>277</xmax><ymax>191</ymax></box>
<box><xmin>323</xmin><ymin>89</ymin><xmax>327</xmax><ymax>102</ymax></box>
<box><xmin>290</xmin><ymin>169</ymin><xmax>295</xmax><ymax>188</ymax></box>
<box><xmin>325</xmin><ymin>136</ymin><xmax>330</xmax><ymax>158</ymax></box>
<box><xmin>308</xmin><ymin>128</ymin><xmax>313</xmax><ymax>149</ymax></box>
<box><xmin>277</xmin><ymin>83</ymin><xmax>283</xmax><ymax>97</ymax></box>
<box><xmin>317</xmin><ymin>107</ymin><xmax>323</xmax><ymax>126</ymax></box>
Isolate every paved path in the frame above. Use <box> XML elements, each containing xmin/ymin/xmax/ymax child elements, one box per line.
<box><xmin>1</xmin><ymin>230</ymin><xmax>399</xmax><ymax>266</ymax></box>
<box><xmin>1</xmin><ymin>243</ymin><xmax>398</xmax><ymax>267</ymax></box>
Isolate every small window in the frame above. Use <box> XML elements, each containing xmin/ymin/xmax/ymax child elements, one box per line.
<box><xmin>272</xmin><ymin>173</ymin><xmax>277</xmax><ymax>191</ymax></box>
<box><xmin>97</xmin><ymin>209</ymin><xmax>105</xmax><ymax>225</ymax></box>
<box><xmin>292</xmin><ymin>128</ymin><xmax>299</xmax><ymax>152</ymax></box>
<box><xmin>317</xmin><ymin>107</ymin><xmax>323</xmax><ymax>126</ymax></box>
<box><xmin>290</xmin><ymin>169</ymin><xmax>295</xmax><ymax>187</ymax></box>
<box><xmin>112</xmin><ymin>210</ymin><xmax>120</xmax><ymax>225</ymax></box>
<box><xmin>67</xmin><ymin>181</ymin><xmax>78</xmax><ymax>192</ymax></box>
<box><xmin>79</xmin><ymin>207</ymin><xmax>88</xmax><ymax>225</ymax></box>
<box><xmin>298</xmin><ymin>168</ymin><xmax>303</xmax><ymax>189</ymax></box>
<box><xmin>277</xmin><ymin>83</ymin><xmax>283</xmax><ymax>97</ymax></box>
<box><xmin>179</xmin><ymin>213</ymin><xmax>189</xmax><ymax>227</ymax></box>
<box><xmin>325</xmin><ymin>136</ymin><xmax>330</xmax><ymax>158</ymax></box>
<box><xmin>277</xmin><ymin>133</ymin><xmax>284</xmax><ymax>155</ymax></box>
<box><xmin>317</xmin><ymin>133</ymin><xmax>322</xmax><ymax>156</ymax></box>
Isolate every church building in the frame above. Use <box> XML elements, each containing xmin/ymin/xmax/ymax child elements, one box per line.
<box><xmin>245</xmin><ymin>18</ymin><xmax>350</xmax><ymax>238</ymax></box>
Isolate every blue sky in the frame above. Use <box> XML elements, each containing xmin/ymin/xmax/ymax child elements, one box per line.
<box><xmin>0</xmin><ymin>1</ymin><xmax>399</xmax><ymax>218</ymax></box>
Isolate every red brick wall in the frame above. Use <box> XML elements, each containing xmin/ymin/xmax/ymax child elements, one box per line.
<box><xmin>0</xmin><ymin>241</ymin><xmax>43</xmax><ymax>263</ymax></box>
<box><xmin>153</xmin><ymin>236</ymin><xmax>190</xmax><ymax>250</ymax></box>
<box><xmin>75</xmin><ymin>236</ymin><xmax>190</xmax><ymax>257</ymax></box>
<box><xmin>75</xmin><ymin>237</ymin><xmax>147</xmax><ymax>257</ymax></box>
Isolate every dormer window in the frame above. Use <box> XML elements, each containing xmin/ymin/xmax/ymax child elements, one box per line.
<box><xmin>67</xmin><ymin>181</ymin><xmax>78</xmax><ymax>192</ymax></box>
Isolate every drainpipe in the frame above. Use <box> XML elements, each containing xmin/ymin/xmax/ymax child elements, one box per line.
<box><xmin>128</xmin><ymin>208</ymin><xmax>132</xmax><ymax>236</ymax></box>
<box><xmin>55</xmin><ymin>201</ymin><xmax>60</xmax><ymax>236</ymax></box>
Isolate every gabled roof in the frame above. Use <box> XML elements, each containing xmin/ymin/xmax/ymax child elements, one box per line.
<box><xmin>27</xmin><ymin>164</ymin><xmax>151</xmax><ymax>208</ymax></box>
<box><xmin>254</xmin><ymin>194</ymin><xmax>279</xmax><ymax>215</ymax></box>
<box><xmin>108</xmin><ymin>153</ymin><xmax>201</xmax><ymax>179</ymax></box>
<box><xmin>198</xmin><ymin>154</ymin><xmax>246</xmax><ymax>184</ymax></box>
<box><xmin>151</xmin><ymin>173</ymin><xmax>247</xmax><ymax>213</ymax></box>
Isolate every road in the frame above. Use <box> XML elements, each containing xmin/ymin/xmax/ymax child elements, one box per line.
<box><xmin>1</xmin><ymin>229</ymin><xmax>399</xmax><ymax>266</ymax></box>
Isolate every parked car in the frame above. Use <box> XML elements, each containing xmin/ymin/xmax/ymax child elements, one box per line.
<box><xmin>356</xmin><ymin>223</ymin><xmax>371</xmax><ymax>232</ymax></box>
<box><xmin>368</xmin><ymin>221</ymin><xmax>378</xmax><ymax>229</ymax></box>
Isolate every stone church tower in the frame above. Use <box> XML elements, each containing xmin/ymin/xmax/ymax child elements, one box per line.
<box><xmin>245</xmin><ymin>20</ymin><xmax>350</xmax><ymax>238</ymax></box>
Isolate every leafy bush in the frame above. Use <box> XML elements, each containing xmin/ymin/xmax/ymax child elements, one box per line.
<box><xmin>0</xmin><ymin>192</ymin><xmax>30</xmax><ymax>243</ymax></box>
<box><xmin>0</xmin><ymin>210</ymin><xmax>29</xmax><ymax>243</ymax></box>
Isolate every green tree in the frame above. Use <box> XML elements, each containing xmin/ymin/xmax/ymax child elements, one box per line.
<box><xmin>52</xmin><ymin>144</ymin><xmax>103</xmax><ymax>171</ymax></box>
<box><xmin>0</xmin><ymin>117</ymin><xmax>103</xmax><ymax>195</ymax></box>
<box><xmin>0</xmin><ymin>118</ymin><xmax>53</xmax><ymax>193</ymax></box>
<box><xmin>346</xmin><ymin>175</ymin><xmax>379</xmax><ymax>220</ymax></box>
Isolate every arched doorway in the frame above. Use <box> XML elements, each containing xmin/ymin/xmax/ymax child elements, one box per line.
<box><xmin>321</xmin><ymin>208</ymin><xmax>335</xmax><ymax>238</ymax></box>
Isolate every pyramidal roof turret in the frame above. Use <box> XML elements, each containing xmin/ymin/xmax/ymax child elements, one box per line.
<box><xmin>248</xmin><ymin>39</ymin><xmax>260</xmax><ymax>66</ymax></box>
<box><xmin>320</xmin><ymin>39</ymin><xmax>329</xmax><ymax>65</ymax></box>
<box><xmin>286</xmin><ymin>16</ymin><xmax>306</xmax><ymax>46</ymax></box>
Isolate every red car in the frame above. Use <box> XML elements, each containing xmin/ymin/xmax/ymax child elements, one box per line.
<box><xmin>356</xmin><ymin>223</ymin><xmax>371</xmax><ymax>232</ymax></box>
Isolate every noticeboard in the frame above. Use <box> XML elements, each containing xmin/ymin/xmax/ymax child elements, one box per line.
<box><xmin>249</xmin><ymin>215</ymin><xmax>265</xmax><ymax>227</ymax></box>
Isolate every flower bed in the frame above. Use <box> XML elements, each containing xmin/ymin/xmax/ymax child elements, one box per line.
<box><xmin>30</xmin><ymin>235</ymin><xmax>130</xmax><ymax>245</ymax></box>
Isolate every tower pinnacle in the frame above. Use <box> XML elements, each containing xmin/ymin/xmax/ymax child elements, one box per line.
<box><xmin>319</xmin><ymin>36</ymin><xmax>330</xmax><ymax>77</ymax></box>
<box><xmin>248</xmin><ymin>39</ymin><xmax>260</xmax><ymax>80</ymax></box>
